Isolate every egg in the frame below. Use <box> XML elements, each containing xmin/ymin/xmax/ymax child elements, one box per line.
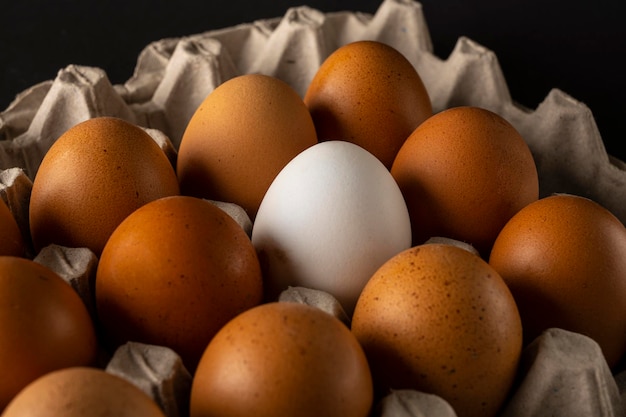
<box><xmin>251</xmin><ymin>140</ymin><xmax>412</xmax><ymax>315</ymax></box>
<box><xmin>351</xmin><ymin>243</ymin><xmax>522</xmax><ymax>417</ymax></box>
<box><xmin>29</xmin><ymin>117</ymin><xmax>180</xmax><ymax>256</ymax></box>
<box><xmin>190</xmin><ymin>302</ymin><xmax>373</xmax><ymax>417</ymax></box>
<box><xmin>177</xmin><ymin>73</ymin><xmax>318</xmax><ymax>220</ymax></box>
<box><xmin>303</xmin><ymin>40</ymin><xmax>432</xmax><ymax>169</ymax></box>
<box><xmin>0</xmin><ymin>200</ymin><xmax>24</xmax><ymax>257</ymax></box>
<box><xmin>391</xmin><ymin>106</ymin><xmax>539</xmax><ymax>257</ymax></box>
<box><xmin>0</xmin><ymin>256</ymin><xmax>98</xmax><ymax>410</ymax></box>
<box><xmin>95</xmin><ymin>195</ymin><xmax>263</xmax><ymax>372</ymax></box>
<box><xmin>488</xmin><ymin>193</ymin><xmax>626</xmax><ymax>368</ymax></box>
<box><xmin>1</xmin><ymin>367</ymin><xmax>165</xmax><ymax>417</ymax></box>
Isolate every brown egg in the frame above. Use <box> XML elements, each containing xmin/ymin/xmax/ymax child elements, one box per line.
<box><xmin>177</xmin><ymin>74</ymin><xmax>318</xmax><ymax>220</ymax></box>
<box><xmin>29</xmin><ymin>117</ymin><xmax>180</xmax><ymax>256</ymax></box>
<box><xmin>391</xmin><ymin>106</ymin><xmax>539</xmax><ymax>257</ymax></box>
<box><xmin>489</xmin><ymin>193</ymin><xmax>626</xmax><ymax>368</ymax></box>
<box><xmin>0</xmin><ymin>200</ymin><xmax>24</xmax><ymax>257</ymax></box>
<box><xmin>95</xmin><ymin>195</ymin><xmax>263</xmax><ymax>372</ymax></box>
<box><xmin>1</xmin><ymin>367</ymin><xmax>165</xmax><ymax>417</ymax></box>
<box><xmin>303</xmin><ymin>40</ymin><xmax>432</xmax><ymax>169</ymax></box>
<box><xmin>191</xmin><ymin>302</ymin><xmax>373</xmax><ymax>417</ymax></box>
<box><xmin>0</xmin><ymin>256</ymin><xmax>98</xmax><ymax>410</ymax></box>
<box><xmin>351</xmin><ymin>243</ymin><xmax>522</xmax><ymax>417</ymax></box>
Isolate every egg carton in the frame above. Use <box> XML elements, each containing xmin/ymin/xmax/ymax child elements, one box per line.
<box><xmin>0</xmin><ymin>0</ymin><xmax>625</xmax><ymax>416</ymax></box>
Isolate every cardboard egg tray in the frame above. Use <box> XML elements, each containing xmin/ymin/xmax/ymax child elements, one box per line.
<box><xmin>1</xmin><ymin>0</ymin><xmax>625</xmax><ymax>415</ymax></box>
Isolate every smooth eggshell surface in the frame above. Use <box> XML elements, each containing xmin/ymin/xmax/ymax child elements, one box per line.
<box><xmin>251</xmin><ymin>140</ymin><xmax>412</xmax><ymax>315</ymax></box>
<box><xmin>351</xmin><ymin>243</ymin><xmax>522</xmax><ymax>417</ymax></box>
<box><xmin>304</xmin><ymin>40</ymin><xmax>432</xmax><ymax>169</ymax></box>
<box><xmin>489</xmin><ymin>193</ymin><xmax>626</xmax><ymax>368</ymax></box>
<box><xmin>29</xmin><ymin>117</ymin><xmax>180</xmax><ymax>256</ymax></box>
<box><xmin>95</xmin><ymin>195</ymin><xmax>263</xmax><ymax>372</ymax></box>
<box><xmin>177</xmin><ymin>74</ymin><xmax>318</xmax><ymax>221</ymax></box>
<box><xmin>391</xmin><ymin>106</ymin><xmax>539</xmax><ymax>257</ymax></box>
<box><xmin>0</xmin><ymin>257</ymin><xmax>98</xmax><ymax>410</ymax></box>
<box><xmin>191</xmin><ymin>302</ymin><xmax>373</xmax><ymax>417</ymax></box>
<box><xmin>1</xmin><ymin>367</ymin><xmax>166</xmax><ymax>417</ymax></box>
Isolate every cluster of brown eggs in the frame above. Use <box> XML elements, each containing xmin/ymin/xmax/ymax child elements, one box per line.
<box><xmin>0</xmin><ymin>38</ymin><xmax>624</xmax><ymax>417</ymax></box>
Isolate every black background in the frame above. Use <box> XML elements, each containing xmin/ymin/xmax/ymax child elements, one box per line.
<box><xmin>1</xmin><ymin>0</ymin><xmax>625</xmax><ymax>161</ymax></box>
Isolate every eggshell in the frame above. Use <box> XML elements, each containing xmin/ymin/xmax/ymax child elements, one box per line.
<box><xmin>304</xmin><ymin>40</ymin><xmax>432</xmax><ymax>169</ymax></box>
<box><xmin>176</xmin><ymin>73</ymin><xmax>318</xmax><ymax>220</ymax></box>
<box><xmin>488</xmin><ymin>193</ymin><xmax>626</xmax><ymax>368</ymax></box>
<box><xmin>190</xmin><ymin>302</ymin><xmax>373</xmax><ymax>417</ymax></box>
<box><xmin>0</xmin><ymin>199</ymin><xmax>24</xmax><ymax>257</ymax></box>
<box><xmin>251</xmin><ymin>140</ymin><xmax>411</xmax><ymax>315</ymax></box>
<box><xmin>29</xmin><ymin>117</ymin><xmax>180</xmax><ymax>256</ymax></box>
<box><xmin>1</xmin><ymin>367</ymin><xmax>166</xmax><ymax>417</ymax></box>
<box><xmin>0</xmin><ymin>256</ymin><xmax>98</xmax><ymax>410</ymax></box>
<box><xmin>95</xmin><ymin>195</ymin><xmax>263</xmax><ymax>372</ymax></box>
<box><xmin>351</xmin><ymin>243</ymin><xmax>522</xmax><ymax>417</ymax></box>
<box><xmin>391</xmin><ymin>106</ymin><xmax>539</xmax><ymax>257</ymax></box>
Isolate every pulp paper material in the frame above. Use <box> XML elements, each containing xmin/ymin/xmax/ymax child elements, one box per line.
<box><xmin>207</xmin><ymin>200</ymin><xmax>253</xmax><ymax>237</ymax></box>
<box><xmin>1</xmin><ymin>0</ymin><xmax>624</xmax><ymax>226</ymax></box>
<box><xmin>106</xmin><ymin>342</ymin><xmax>192</xmax><ymax>417</ymax></box>
<box><xmin>279</xmin><ymin>286</ymin><xmax>351</xmax><ymax>326</ymax></box>
<box><xmin>33</xmin><ymin>244</ymin><xmax>99</xmax><ymax>319</ymax></box>
<box><xmin>500</xmin><ymin>328</ymin><xmax>625</xmax><ymax>417</ymax></box>
<box><xmin>376</xmin><ymin>390</ymin><xmax>458</xmax><ymax>417</ymax></box>
<box><xmin>0</xmin><ymin>0</ymin><xmax>624</xmax><ymax>416</ymax></box>
<box><xmin>0</xmin><ymin>167</ymin><xmax>33</xmax><ymax>256</ymax></box>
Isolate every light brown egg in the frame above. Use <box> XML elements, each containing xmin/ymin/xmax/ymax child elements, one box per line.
<box><xmin>1</xmin><ymin>367</ymin><xmax>165</xmax><ymax>417</ymax></box>
<box><xmin>0</xmin><ymin>200</ymin><xmax>24</xmax><ymax>257</ymax></box>
<box><xmin>303</xmin><ymin>40</ymin><xmax>432</xmax><ymax>169</ymax></box>
<box><xmin>489</xmin><ymin>193</ymin><xmax>626</xmax><ymax>368</ymax></box>
<box><xmin>391</xmin><ymin>106</ymin><xmax>539</xmax><ymax>257</ymax></box>
<box><xmin>95</xmin><ymin>195</ymin><xmax>263</xmax><ymax>372</ymax></box>
<box><xmin>177</xmin><ymin>74</ymin><xmax>318</xmax><ymax>221</ymax></box>
<box><xmin>191</xmin><ymin>302</ymin><xmax>373</xmax><ymax>417</ymax></box>
<box><xmin>351</xmin><ymin>243</ymin><xmax>522</xmax><ymax>417</ymax></box>
<box><xmin>0</xmin><ymin>257</ymin><xmax>98</xmax><ymax>410</ymax></box>
<box><xmin>29</xmin><ymin>117</ymin><xmax>180</xmax><ymax>256</ymax></box>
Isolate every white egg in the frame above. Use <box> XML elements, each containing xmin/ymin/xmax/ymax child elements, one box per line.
<box><xmin>251</xmin><ymin>140</ymin><xmax>412</xmax><ymax>315</ymax></box>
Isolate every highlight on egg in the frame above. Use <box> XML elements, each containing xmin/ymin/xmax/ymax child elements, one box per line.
<box><xmin>489</xmin><ymin>193</ymin><xmax>626</xmax><ymax>368</ymax></box>
<box><xmin>190</xmin><ymin>301</ymin><xmax>373</xmax><ymax>417</ymax></box>
<box><xmin>351</xmin><ymin>242</ymin><xmax>523</xmax><ymax>417</ymax></box>
<box><xmin>95</xmin><ymin>195</ymin><xmax>263</xmax><ymax>372</ymax></box>
<box><xmin>251</xmin><ymin>140</ymin><xmax>412</xmax><ymax>316</ymax></box>
<box><xmin>176</xmin><ymin>73</ymin><xmax>318</xmax><ymax>221</ymax></box>
<box><xmin>391</xmin><ymin>106</ymin><xmax>539</xmax><ymax>257</ymax></box>
<box><xmin>29</xmin><ymin>117</ymin><xmax>180</xmax><ymax>256</ymax></box>
<box><xmin>1</xmin><ymin>367</ymin><xmax>166</xmax><ymax>417</ymax></box>
<box><xmin>0</xmin><ymin>256</ymin><xmax>98</xmax><ymax>410</ymax></box>
<box><xmin>304</xmin><ymin>40</ymin><xmax>433</xmax><ymax>169</ymax></box>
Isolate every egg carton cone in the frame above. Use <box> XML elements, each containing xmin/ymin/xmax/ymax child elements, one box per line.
<box><xmin>0</xmin><ymin>0</ymin><xmax>625</xmax><ymax>416</ymax></box>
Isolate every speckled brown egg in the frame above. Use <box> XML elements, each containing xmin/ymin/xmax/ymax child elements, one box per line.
<box><xmin>489</xmin><ymin>193</ymin><xmax>626</xmax><ymax>368</ymax></box>
<box><xmin>351</xmin><ymin>243</ymin><xmax>522</xmax><ymax>417</ymax></box>
<box><xmin>176</xmin><ymin>74</ymin><xmax>318</xmax><ymax>221</ymax></box>
<box><xmin>95</xmin><ymin>195</ymin><xmax>263</xmax><ymax>372</ymax></box>
<box><xmin>1</xmin><ymin>367</ymin><xmax>165</xmax><ymax>417</ymax></box>
<box><xmin>0</xmin><ymin>200</ymin><xmax>25</xmax><ymax>257</ymax></box>
<box><xmin>0</xmin><ymin>257</ymin><xmax>98</xmax><ymax>410</ymax></box>
<box><xmin>191</xmin><ymin>302</ymin><xmax>373</xmax><ymax>417</ymax></box>
<box><xmin>303</xmin><ymin>40</ymin><xmax>432</xmax><ymax>169</ymax></box>
<box><xmin>391</xmin><ymin>106</ymin><xmax>539</xmax><ymax>257</ymax></box>
<box><xmin>29</xmin><ymin>117</ymin><xmax>180</xmax><ymax>256</ymax></box>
